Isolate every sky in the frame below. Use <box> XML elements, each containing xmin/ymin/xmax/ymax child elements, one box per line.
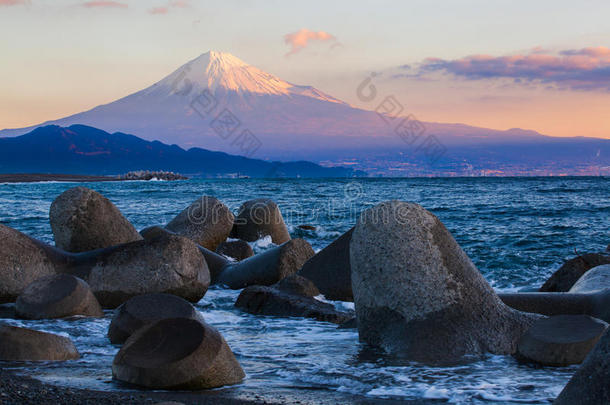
<box><xmin>1</xmin><ymin>0</ymin><xmax>610</xmax><ymax>139</ymax></box>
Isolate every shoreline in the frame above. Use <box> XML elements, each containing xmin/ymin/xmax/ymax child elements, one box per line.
<box><xmin>0</xmin><ymin>174</ymin><xmax>121</xmax><ymax>183</ymax></box>
<box><xmin>0</xmin><ymin>369</ymin><xmax>436</xmax><ymax>404</ymax></box>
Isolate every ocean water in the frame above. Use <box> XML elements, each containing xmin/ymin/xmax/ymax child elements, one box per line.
<box><xmin>0</xmin><ymin>177</ymin><xmax>608</xmax><ymax>403</ymax></box>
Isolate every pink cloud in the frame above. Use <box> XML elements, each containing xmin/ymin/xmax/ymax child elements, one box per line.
<box><xmin>413</xmin><ymin>46</ymin><xmax>610</xmax><ymax>91</ymax></box>
<box><xmin>82</xmin><ymin>1</ymin><xmax>127</xmax><ymax>8</ymax></box>
<box><xmin>284</xmin><ymin>29</ymin><xmax>337</xmax><ymax>56</ymax></box>
<box><xmin>170</xmin><ymin>0</ymin><xmax>189</xmax><ymax>8</ymax></box>
<box><xmin>0</xmin><ymin>0</ymin><xmax>29</xmax><ymax>6</ymax></box>
<box><xmin>148</xmin><ymin>6</ymin><xmax>168</xmax><ymax>14</ymax></box>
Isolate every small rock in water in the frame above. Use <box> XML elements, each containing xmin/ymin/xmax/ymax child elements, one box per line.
<box><xmin>0</xmin><ymin>324</ymin><xmax>80</xmax><ymax>361</ymax></box>
<box><xmin>297</xmin><ymin>225</ymin><xmax>316</xmax><ymax>231</ymax></box>
<box><xmin>112</xmin><ymin>318</ymin><xmax>245</xmax><ymax>389</ymax></box>
<box><xmin>166</xmin><ymin>196</ymin><xmax>234</xmax><ymax>251</ymax></box>
<box><xmin>50</xmin><ymin>187</ymin><xmax>142</xmax><ymax>253</ymax></box>
<box><xmin>108</xmin><ymin>293</ymin><xmax>205</xmax><ymax>344</ymax></box>
<box><xmin>216</xmin><ymin>239</ymin><xmax>254</xmax><ymax>261</ymax></box>
<box><xmin>555</xmin><ymin>329</ymin><xmax>610</xmax><ymax>404</ymax></box>
<box><xmin>516</xmin><ymin>315</ymin><xmax>608</xmax><ymax>366</ymax></box>
<box><xmin>16</xmin><ymin>274</ymin><xmax>103</xmax><ymax>320</ymax></box>
<box><xmin>235</xmin><ymin>285</ymin><xmax>353</xmax><ymax>324</ymax></box>
<box><xmin>231</xmin><ymin>198</ymin><xmax>291</xmax><ymax>244</ymax></box>
<box><xmin>276</xmin><ymin>274</ymin><xmax>320</xmax><ymax>297</ymax></box>
<box><xmin>540</xmin><ymin>253</ymin><xmax>610</xmax><ymax>292</ymax></box>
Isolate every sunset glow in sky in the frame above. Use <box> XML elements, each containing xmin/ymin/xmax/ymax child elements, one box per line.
<box><xmin>1</xmin><ymin>0</ymin><xmax>610</xmax><ymax>139</ymax></box>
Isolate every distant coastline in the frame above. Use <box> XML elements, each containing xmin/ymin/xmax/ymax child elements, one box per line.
<box><xmin>0</xmin><ymin>171</ymin><xmax>188</xmax><ymax>183</ymax></box>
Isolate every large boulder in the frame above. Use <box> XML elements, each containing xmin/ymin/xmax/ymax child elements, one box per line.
<box><xmin>516</xmin><ymin>315</ymin><xmax>608</xmax><ymax>366</ymax></box>
<box><xmin>108</xmin><ymin>293</ymin><xmax>205</xmax><ymax>344</ymax></box>
<box><xmin>50</xmin><ymin>187</ymin><xmax>142</xmax><ymax>253</ymax></box>
<box><xmin>555</xmin><ymin>329</ymin><xmax>610</xmax><ymax>404</ymax></box>
<box><xmin>0</xmin><ymin>325</ymin><xmax>79</xmax><ymax>361</ymax></box>
<box><xmin>88</xmin><ymin>234</ymin><xmax>210</xmax><ymax>308</ymax></box>
<box><xmin>350</xmin><ymin>201</ymin><xmax>539</xmax><ymax>364</ymax></box>
<box><xmin>112</xmin><ymin>318</ymin><xmax>245</xmax><ymax>389</ymax></box>
<box><xmin>216</xmin><ymin>240</ymin><xmax>254</xmax><ymax>261</ymax></box>
<box><xmin>166</xmin><ymin>196</ymin><xmax>234</xmax><ymax>251</ymax></box>
<box><xmin>230</xmin><ymin>198</ymin><xmax>290</xmax><ymax>244</ymax></box>
<box><xmin>16</xmin><ymin>274</ymin><xmax>103</xmax><ymax>319</ymax></box>
<box><xmin>298</xmin><ymin>228</ymin><xmax>353</xmax><ymax>301</ymax></box>
<box><xmin>235</xmin><ymin>285</ymin><xmax>353</xmax><ymax>324</ymax></box>
<box><xmin>569</xmin><ymin>264</ymin><xmax>610</xmax><ymax>294</ymax></box>
<box><xmin>216</xmin><ymin>239</ymin><xmax>314</xmax><ymax>289</ymax></box>
<box><xmin>0</xmin><ymin>224</ymin><xmax>57</xmax><ymax>303</ymax></box>
<box><xmin>540</xmin><ymin>253</ymin><xmax>610</xmax><ymax>292</ymax></box>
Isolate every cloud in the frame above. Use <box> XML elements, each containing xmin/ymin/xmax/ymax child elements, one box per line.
<box><xmin>148</xmin><ymin>6</ymin><xmax>168</xmax><ymax>14</ymax></box>
<box><xmin>412</xmin><ymin>46</ymin><xmax>610</xmax><ymax>91</ymax></box>
<box><xmin>0</xmin><ymin>0</ymin><xmax>29</xmax><ymax>6</ymax></box>
<box><xmin>82</xmin><ymin>1</ymin><xmax>127</xmax><ymax>8</ymax></box>
<box><xmin>284</xmin><ymin>29</ymin><xmax>337</xmax><ymax>56</ymax></box>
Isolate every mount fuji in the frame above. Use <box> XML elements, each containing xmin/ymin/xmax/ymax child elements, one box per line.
<box><xmin>1</xmin><ymin>51</ymin><xmax>608</xmax><ymax>175</ymax></box>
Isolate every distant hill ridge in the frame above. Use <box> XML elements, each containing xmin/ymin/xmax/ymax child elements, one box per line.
<box><xmin>0</xmin><ymin>125</ymin><xmax>362</xmax><ymax>178</ymax></box>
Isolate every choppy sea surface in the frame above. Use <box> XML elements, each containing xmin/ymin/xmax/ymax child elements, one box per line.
<box><xmin>0</xmin><ymin>177</ymin><xmax>608</xmax><ymax>403</ymax></box>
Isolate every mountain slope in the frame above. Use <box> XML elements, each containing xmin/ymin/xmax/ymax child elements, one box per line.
<box><xmin>0</xmin><ymin>125</ymin><xmax>361</xmax><ymax>177</ymax></box>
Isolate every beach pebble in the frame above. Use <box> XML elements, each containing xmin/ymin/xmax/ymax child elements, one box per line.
<box><xmin>0</xmin><ymin>224</ymin><xmax>57</xmax><ymax>304</ymax></box>
<box><xmin>216</xmin><ymin>238</ymin><xmax>314</xmax><ymax>289</ymax></box>
<box><xmin>88</xmin><ymin>234</ymin><xmax>210</xmax><ymax>308</ymax></box>
<box><xmin>298</xmin><ymin>228</ymin><xmax>354</xmax><ymax>301</ymax></box>
<box><xmin>276</xmin><ymin>274</ymin><xmax>320</xmax><ymax>297</ymax></box>
<box><xmin>16</xmin><ymin>274</ymin><xmax>103</xmax><ymax>320</ymax></box>
<box><xmin>350</xmin><ymin>201</ymin><xmax>540</xmax><ymax>364</ymax></box>
<box><xmin>516</xmin><ymin>315</ymin><xmax>608</xmax><ymax>366</ymax></box>
<box><xmin>50</xmin><ymin>187</ymin><xmax>142</xmax><ymax>253</ymax></box>
<box><xmin>568</xmin><ymin>264</ymin><xmax>610</xmax><ymax>294</ymax></box>
<box><xmin>0</xmin><ymin>325</ymin><xmax>79</xmax><ymax>361</ymax></box>
<box><xmin>230</xmin><ymin>198</ymin><xmax>290</xmax><ymax>244</ymax></box>
<box><xmin>540</xmin><ymin>253</ymin><xmax>610</xmax><ymax>292</ymax></box>
<box><xmin>555</xmin><ymin>329</ymin><xmax>610</xmax><ymax>404</ymax></box>
<box><xmin>235</xmin><ymin>285</ymin><xmax>353</xmax><ymax>324</ymax></box>
<box><xmin>216</xmin><ymin>239</ymin><xmax>254</xmax><ymax>261</ymax></box>
<box><xmin>108</xmin><ymin>293</ymin><xmax>205</xmax><ymax>344</ymax></box>
<box><xmin>166</xmin><ymin>196</ymin><xmax>234</xmax><ymax>251</ymax></box>
<box><xmin>112</xmin><ymin>318</ymin><xmax>245</xmax><ymax>390</ymax></box>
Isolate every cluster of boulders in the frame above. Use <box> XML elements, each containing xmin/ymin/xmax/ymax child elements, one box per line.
<box><xmin>119</xmin><ymin>171</ymin><xmax>188</xmax><ymax>181</ymax></box>
<box><xmin>1</xmin><ymin>190</ymin><xmax>608</xmax><ymax>400</ymax></box>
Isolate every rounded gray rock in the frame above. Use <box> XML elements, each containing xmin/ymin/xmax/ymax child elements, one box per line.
<box><xmin>50</xmin><ymin>187</ymin><xmax>142</xmax><ymax>253</ymax></box>
<box><xmin>276</xmin><ymin>274</ymin><xmax>320</xmax><ymax>297</ymax></box>
<box><xmin>0</xmin><ymin>224</ymin><xmax>57</xmax><ymax>303</ymax></box>
<box><xmin>350</xmin><ymin>201</ymin><xmax>540</xmax><ymax>364</ymax></box>
<box><xmin>0</xmin><ymin>324</ymin><xmax>80</xmax><ymax>361</ymax></box>
<box><xmin>166</xmin><ymin>196</ymin><xmax>234</xmax><ymax>251</ymax></box>
<box><xmin>16</xmin><ymin>274</ymin><xmax>103</xmax><ymax>319</ymax></box>
<box><xmin>112</xmin><ymin>318</ymin><xmax>245</xmax><ymax>389</ymax></box>
<box><xmin>108</xmin><ymin>293</ymin><xmax>205</xmax><ymax>344</ymax></box>
<box><xmin>216</xmin><ymin>240</ymin><xmax>254</xmax><ymax>261</ymax></box>
<box><xmin>540</xmin><ymin>253</ymin><xmax>610</xmax><ymax>292</ymax></box>
<box><xmin>569</xmin><ymin>264</ymin><xmax>610</xmax><ymax>294</ymax></box>
<box><xmin>231</xmin><ymin>198</ymin><xmax>290</xmax><ymax>244</ymax></box>
<box><xmin>88</xmin><ymin>234</ymin><xmax>210</xmax><ymax>308</ymax></box>
<box><xmin>516</xmin><ymin>315</ymin><xmax>608</xmax><ymax>366</ymax></box>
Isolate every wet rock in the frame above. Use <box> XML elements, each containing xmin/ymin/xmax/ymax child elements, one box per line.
<box><xmin>216</xmin><ymin>239</ymin><xmax>314</xmax><ymax>289</ymax></box>
<box><xmin>216</xmin><ymin>240</ymin><xmax>254</xmax><ymax>261</ymax></box>
<box><xmin>569</xmin><ymin>264</ymin><xmax>610</xmax><ymax>294</ymax></box>
<box><xmin>15</xmin><ymin>274</ymin><xmax>103</xmax><ymax>320</ymax></box>
<box><xmin>50</xmin><ymin>187</ymin><xmax>142</xmax><ymax>253</ymax></box>
<box><xmin>338</xmin><ymin>318</ymin><xmax>358</xmax><ymax>329</ymax></box>
<box><xmin>108</xmin><ymin>293</ymin><xmax>205</xmax><ymax>344</ymax></box>
<box><xmin>88</xmin><ymin>234</ymin><xmax>210</xmax><ymax>308</ymax></box>
<box><xmin>540</xmin><ymin>253</ymin><xmax>610</xmax><ymax>292</ymax></box>
<box><xmin>112</xmin><ymin>318</ymin><xmax>245</xmax><ymax>389</ymax></box>
<box><xmin>235</xmin><ymin>285</ymin><xmax>353</xmax><ymax>324</ymax></box>
<box><xmin>350</xmin><ymin>201</ymin><xmax>540</xmax><ymax>364</ymax></box>
<box><xmin>0</xmin><ymin>325</ymin><xmax>79</xmax><ymax>361</ymax></box>
<box><xmin>297</xmin><ymin>225</ymin><xmax>316</xmax><ymax>231</ymax></box>
<box><xmin>277</xmin><ymin>274</ymin><xmax>320</xmax><ymax>297</ymax></box>
<box><xmin>298</xmin><ymin>228</ymin><xmax>353</xmax><ymax>301</ymax></box>
<box><xmin>231</xmin><ymin>198</ymin><xmax>290</xmax><ymax>244</ymax></box>
<box><xmin>0</xmin><ymin>224</ymin><xmax>57</xmax><ymax>303</ymax></box>
<box><xmin>555</xmin><ymin>329</ymin><xmax>610</xmax><ymax>404</ymax></box>
<box><xmin>516</xmin><ymin>315</ymin><xmax>608</xmax><ymax>366</ymax></box>
<box><xmin>166</xmin><ymin>196</ymin><xmax>234</xmax><ymax>251</ymax></box>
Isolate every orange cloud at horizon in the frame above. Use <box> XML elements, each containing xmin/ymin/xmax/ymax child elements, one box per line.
<box><xmin>284</xmin><ymin>29</ymin><xmax>336</xmax><ymax>56</ymax></box>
